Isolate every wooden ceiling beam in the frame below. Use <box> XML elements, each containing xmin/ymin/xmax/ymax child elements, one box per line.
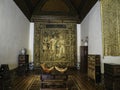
<box><xmin>24</xmin><ymin>0</ymin><xmax>34</xmax><ymax>13</ymax></box>
<box><xmin>14</xmin><ymin>0</ymin><xmax>32</xmax><ymax>20</ymax></box>
<box><xmin>14</xmin><ymin>0</ymin><xmax>98</xmax><ymax>22</ymax></box>
<box><xmin>79</xmin><ymin>0</ymin><xmax>98</xmax><ymax>23</ymax></box>
<box><xmin>63</xmin><ymin>0</ymin><xmax>79</xmax><ymax>17</ymax></box>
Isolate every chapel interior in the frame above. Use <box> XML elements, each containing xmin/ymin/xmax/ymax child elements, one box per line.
<box><xmin>0</xmin><ymin>0</ymin><xmax>120</xmax><ymax>90</ymax></box>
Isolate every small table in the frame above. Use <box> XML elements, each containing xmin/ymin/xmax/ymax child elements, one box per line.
<box><xmin>40</xmin><ymin>70</ymin><xmax>69</xmax><ymax>89</ymax></box>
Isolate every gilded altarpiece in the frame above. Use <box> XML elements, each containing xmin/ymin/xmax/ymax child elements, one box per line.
<box><xmin>34</xmin><ymin>22</ymin><xmax>77</xmax><ymax>67</ymax></box>
<box><xmin>101</xmin><ymin>0</ymin><xmax>120</xmax><ymax>56</ymax></box>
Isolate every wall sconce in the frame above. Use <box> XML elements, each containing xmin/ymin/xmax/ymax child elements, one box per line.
<box><xmin>81</xmin><ymin>36</ymin><xmax>88</xmax><ymax>46</ymax></box>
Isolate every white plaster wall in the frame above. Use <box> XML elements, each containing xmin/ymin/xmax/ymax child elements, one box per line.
<box><xmin>76</xmin><ymin>24</ymin><xmax>81</xmax><ymax>69</ymax></box>
<box><xmin>29</xmin><ymin>23</ymin><xmax>34</xmax><ymax>63</ymax></box>
<box><xmin>0</xmin><ymin>0</ymin><xmax>30</xmax><ymax>69</ymax></box>
<box><xmin>81</xmin><ymin>1</ymin><xmax>120</xmax><ymax>73</ymax></box>
<box><xmin>82</xmin><ymin>1</ymin><xmax>102</xmax><ymax>55</ymax></box>
<box><xmin>81</xmin><ymin>19</ymin><xmax>88</xmax><ymax>45</ymax></box>
<box><xmin>81</xmin><ymin>1</ymin><xmax>103</xmax><ymax>72</ymax></box>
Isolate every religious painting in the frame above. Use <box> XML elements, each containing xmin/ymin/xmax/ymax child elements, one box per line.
<box><xmin>34</xmin><ymin>22</ymin><xmax>77</xmax><ymax>67</ymax></box>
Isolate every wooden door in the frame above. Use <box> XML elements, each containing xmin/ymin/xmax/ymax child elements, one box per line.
<box><xmin>80</xmin><ymin>46</ymin><xmax>88</xmax><ymax>73</ymax></box>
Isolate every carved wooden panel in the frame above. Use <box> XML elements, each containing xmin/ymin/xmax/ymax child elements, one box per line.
<box><xmin>88</xmin><ymin>55</ymin><xmax>101</xmax><ymax>83</ymax></box>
